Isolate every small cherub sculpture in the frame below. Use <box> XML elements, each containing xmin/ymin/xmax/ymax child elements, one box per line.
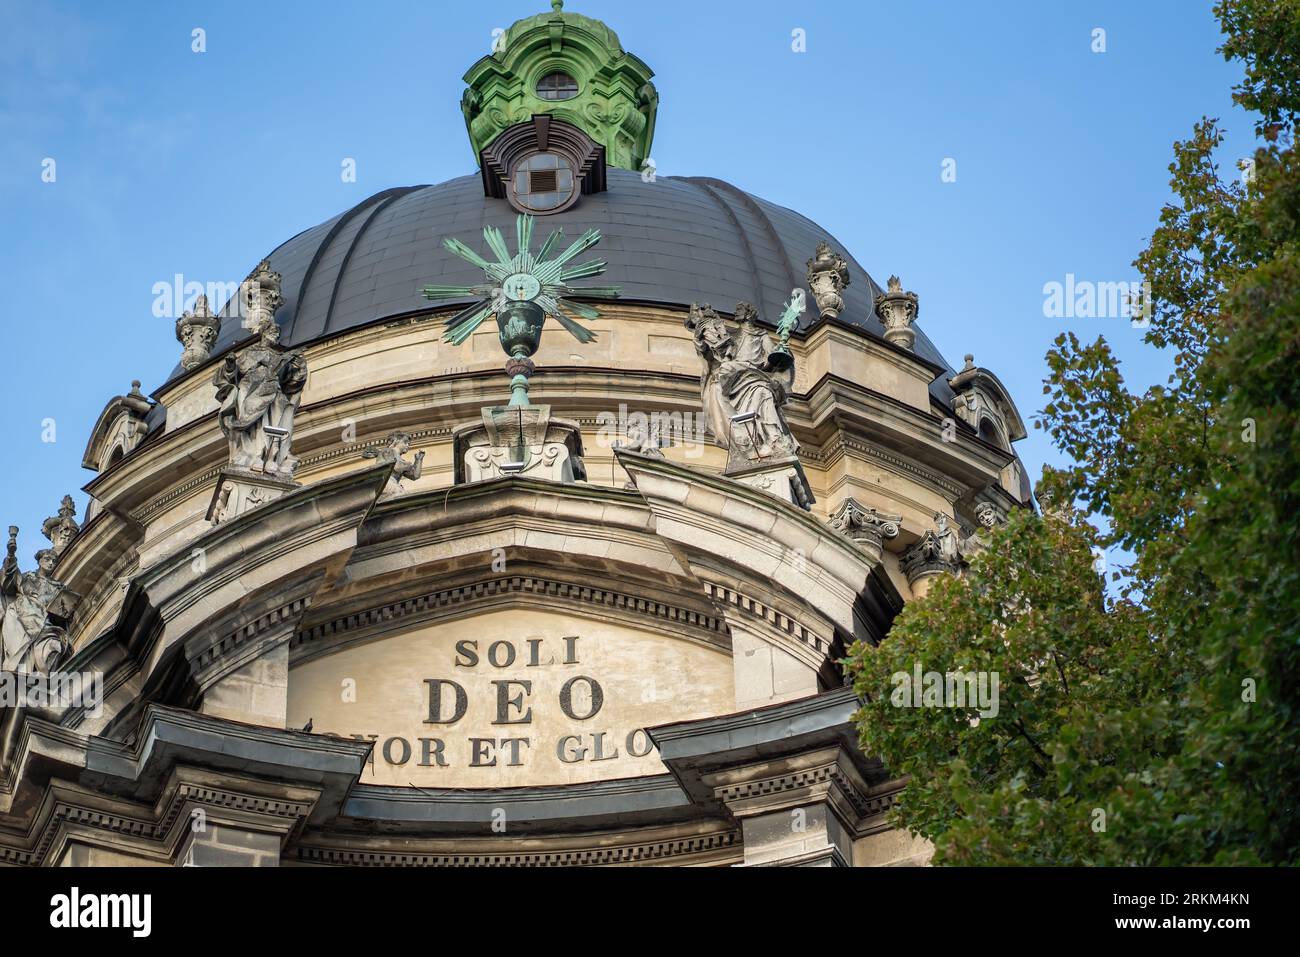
<box><xmin>364</xmin><ymin>432</ymin><xmax>426</xmax><ymax>494</ymax></box>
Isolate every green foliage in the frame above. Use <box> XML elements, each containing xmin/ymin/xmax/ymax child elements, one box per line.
<box><xmin>846</xmin><ymin>0</ymin><xmax>1300</xmax><ymax>865</ymax></box>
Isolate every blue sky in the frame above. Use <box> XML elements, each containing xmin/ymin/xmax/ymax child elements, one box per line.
<box><xmin>0</xmin><ymin>0</ymin><xmax>1257</xmax><ymax>558</ymax></box>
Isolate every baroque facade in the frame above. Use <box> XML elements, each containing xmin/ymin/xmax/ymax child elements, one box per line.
<box><xmin>0</xmin><ymin>2</ymin><xmax>1029</xmax><ymax>867</ymax></box>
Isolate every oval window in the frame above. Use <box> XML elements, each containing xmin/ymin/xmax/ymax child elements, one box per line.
<box><xmin>511</xmin><ymin>152</ymin><xmax>577</xmax><ymax>212</ymax></box>
<box><xmin>536</xmin><ymin>72</ymin><xmax>579</xmax><ymax>101</ymax></box>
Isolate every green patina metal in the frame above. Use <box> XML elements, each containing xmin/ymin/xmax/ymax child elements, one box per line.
<box><xmin>422</xmin><ymin>213</ymin><xmax>620</xmax><ymax>406</ymax></box>
<box><xmin>461</xmin><ymin>0</ymin><xmax>658</xmax><ymax>172</ymax></box>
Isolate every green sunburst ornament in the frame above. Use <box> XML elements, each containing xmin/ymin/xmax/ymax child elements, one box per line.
<box><xmin>421</xmin><ymin>213</ymin><xmax>620</xmax><ymax>406</ymax></box>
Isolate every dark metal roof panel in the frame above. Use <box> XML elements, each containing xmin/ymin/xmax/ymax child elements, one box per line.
<box><xmin>162</xmin><ymin>170</ymin><xmax>958</xmax><ymax>402</ymax></box>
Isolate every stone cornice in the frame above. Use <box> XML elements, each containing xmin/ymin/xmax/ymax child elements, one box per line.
<box><xmin>289</xmin><ymin>825</ymin><xmax>740</xmax><ymax>867</ymax></box>
<box><xmin>0</xmin><ymin>703</ymin><xmax>373</xmax><ymax>862</ymax></box>
<box><xmin>293</xmin><ymin>573</ymin><xmax>729</xmax><ymax>668</ymax></box>
<box><xmin>68</xmin><ymin>466</ymin><xmax>393</xmax><ymax>738</ymax></box>
<box><xmin>617</xmin><ymin>450</ymin><xmax>902</xmax><ymax>648</ymax></box>
<box><xmin>803</xmin><ymin>374</ymin><xmax>1013</xmax><ymax>491</ymax></box>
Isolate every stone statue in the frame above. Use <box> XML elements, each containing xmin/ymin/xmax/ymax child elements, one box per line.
<box><xmin>958</xmin><ymin>502</ymin><xmax>1005</xmax><ymax>559</ymax></box>
<box><xmin>618</xmin><ymin>416</ymin><xmax>665</xmax><ymax>458</ymax></box>
<box><xmin>1</xmin><ymin>528</ymin><xmax>71</xmax><ymax>674</ymax></box>
<box><xmin>41</xmin><ymin>495</ymin><xmax>80</xmax><ymax>557</ymax></box>
<box><xmin>176</xmin><ymin>294</ymin><xmax>221</xmax><ymax>371</ymax></box>
<box><xmin>974</xmin><ymin>501</ymin><xmax>1003</xmax><ymax>529</ymax></box>
<box><xmin>685</xmin><ymin>301</ymin><xmax>798</xmax><ymax>463</ymax></box>
<box><xmin>615</xmin><ymin>416</ymin><xmax>664</xmax><ymax>489</ymax></box>
<box><xmin>363</xmin><ymin>432</ymin><xmax>426</xmax><ymax>494</ymax></box>
<box><xmin>805</xmin><ymin>241</ymin><xmax>851</xmax><ymax>320</ymax></box>
<box><xmin>212</xmin><ymin>261</ymin><xmax>307</xmax><ymax>481</ymax></box>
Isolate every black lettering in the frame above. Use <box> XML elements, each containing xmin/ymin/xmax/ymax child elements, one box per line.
<box><xmin>559</xmin><ymin>675</ymin><xmax>603</xmax><ymax>720</ymax></box>
<box><xmin>556</xmin><ymin>734</ymin><xmax>586</xmax><ymax>763</ymax></box>
<box><xmin>591</xmin><ymin>731</ymin><xmax>618</xmax><ymax>761</ymax></box>
<box><xmin>418</xmin><ymin>738</ymin><xmax>448</xmax><ymax>767</ymax></box>
<box><xmin>383</xmin><ymin>736</ymin><xmax>412</xmax><ymax>766</ymax></box>
<box><xmin>454</xmin><ymin>639</ymin><xmax>478</xmax><ymax>667</ymax></box>
<box><xmin>424</xmin><ymin>678</ymin><xmax>468</xmax><ymax>724</ymax></box>
<box><xmin>492</xmin><ymin>679</ymin><xmax>533</xmax><ymax>724</ymax></box>
<box><xmin>500</xmin><ymin>737</ymin><xmax>530</xmax><ymax>766</ymax></box>
<box><xmin>488</xmin><ymin>640</ymin><xmax>516</xmax><ymax>668</ymax></box>
<box><xmin>626</xmin><ymin>728</ymin><xmax>654</xmax><ymax>757</ymax></box>
<box><xmin>526</xmin><ymin>637</ymin><xmax>546</xmax><ymax>666</ymax></box>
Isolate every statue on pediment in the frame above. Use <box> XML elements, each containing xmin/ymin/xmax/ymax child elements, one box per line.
<box><xmin>2</xmin><ymin>529</ymin><xmax>72</xmax><ymax>674</ymax></box>
<box><xmin>686</xmin><ymin>300</ymin><xmax>799</xmax><ymax>463</ymax></box>
<box><xmin>212</xmin><ymin>261</ymin><xmax>308</xmax><ymax>481</ymax></box>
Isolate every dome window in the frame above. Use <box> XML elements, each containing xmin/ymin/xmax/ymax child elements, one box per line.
<box><xmin>512</xmin><ymin>152</ymin><xmax>576</xmax><ymax>212</ymax></box>
<box><xmin>536</xmin><ymin>72</ymin><xmax>579</xmax><ymax>100</ymax></box>
<box><xmin>481</xmin><ymin>115</ymin><xmax>605</xmax><ymax>215</ymax></box>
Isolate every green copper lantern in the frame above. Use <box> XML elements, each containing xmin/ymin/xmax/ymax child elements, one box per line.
<box><xmin>421</xmin><ymin>213</ymin><xmax>620</xmax><ymax>406</ymax></box>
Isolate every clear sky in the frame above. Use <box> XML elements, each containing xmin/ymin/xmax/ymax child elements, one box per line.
<box><xmin>0</xmin><ymin>0</ymin><xmax>1258</xmax><ymax>561</ymax></box>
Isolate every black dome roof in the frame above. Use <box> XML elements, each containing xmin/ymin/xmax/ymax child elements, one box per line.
<box><xmin>175</xmin><ymin>169</ymin><xmax>956</xmax><ymax>399</ymax></box>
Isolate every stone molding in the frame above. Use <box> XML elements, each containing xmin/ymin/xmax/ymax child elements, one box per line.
<box><xmin>708</xmin><ymin>749</ymin><xmax>899</xmax><ymax>830</ymax></box>
<box><xmin>188</xmin><ymin>595</ymin><xmax>312</xmax><ymax>691</ymax></box>
<box><xmin>619</xmin><ymin>449</ymin><xmax>902</xmax><ymax>650</ymax></box>
<box><xmin>702</xmin><ymin>581</ymin><xmax>832</xmax><ymax>665</ymax></box>
<box><xmin>9</xmin><ymin>771</ymin><xmax>320</xmax><ymax>867</ymax></box>
<box><xmin>291</xmin><ymin>574</ymin><xmax>730</xmax><ymax>666</ymax></box>
<box><xmin>290</xmin><ymin>829</ymin><xmax>740</xmax><ymax>867</ymax></box>
<box><xmin>0</xmin><ymin>705</ymin><xmax>371</xmax><ymax>865</ymax></box>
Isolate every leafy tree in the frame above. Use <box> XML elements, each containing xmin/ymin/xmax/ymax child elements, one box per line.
<box><xmin>845</xmin><ymin>0</ymin><xmax>1299</xmax><ymax>865</ymax></box>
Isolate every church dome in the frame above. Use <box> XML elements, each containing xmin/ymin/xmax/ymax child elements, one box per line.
<box><xmin>173</xmin><ymin>169</ymin><xmax>958</xmax><ymax>400</ymax></box>
<box><xmin>3</xmin><ymin>1</ymin><xmax>1037</xmax><ymax>871</ymax></box>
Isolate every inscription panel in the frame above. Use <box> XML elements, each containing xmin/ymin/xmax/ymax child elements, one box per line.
<box><xmin>287</xmin><ymin>608</ymin><xmax>734</xmax><ymax>787</ymax></box>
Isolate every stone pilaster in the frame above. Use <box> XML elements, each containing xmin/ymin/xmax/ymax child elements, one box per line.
<box><xmin>179</xmin><ymin>823</ymin><xmax>283</xmax><ymax>867</ymax></box>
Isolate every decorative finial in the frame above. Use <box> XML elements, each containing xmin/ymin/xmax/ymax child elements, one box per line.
<box><xmin>176</xmin><ymin>293</ymin><xmax>221</xmax><ymax>370</ymax></box>
<box><xmin>552</xmin><ymin>0</ymin><xmax>563</xmax><ymax>11</ymax></box>
<box><xmin>805</xmin><ymin>241</ymin><xmax>850</xmax><ymax>320</ymax></box>
<box><xmin>421</xmin><ymin>213</ymin><xmax>619</xmax><ymax>407</ymax></box>
<box><xmin>41</xmin><ymin>494</ymin><xmax>80</xmax><ymax>557</ymax></box>
<box><xmin>875</xmin><ymin>275</ymin><xmax>919</xmax><ymax>351</ymax></box>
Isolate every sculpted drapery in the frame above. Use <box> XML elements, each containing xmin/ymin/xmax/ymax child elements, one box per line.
<box><xmin>213</xmin><ymin>328</ymin><xmax>307</xmax><ymax>478</ymax></box>
<box><xmin>686</xmin><ymin>301</ymin><xmax>798</xmax><ymax>460</ymax></box>
<box><xmin>1</xmin><ymin>536</ymin><xmax>68</xmax><ymax>675</ymax></box>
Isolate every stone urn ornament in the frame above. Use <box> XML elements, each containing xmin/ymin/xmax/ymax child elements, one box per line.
<box><xmin>875</xmin><ymin>275</ymin><xmax>919</xmax><ymax>350</ymax></box>
<box><xmin>805</xmin><ymin>241</ymin><xmax>850</xmax><ymax>320</ymax></box>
